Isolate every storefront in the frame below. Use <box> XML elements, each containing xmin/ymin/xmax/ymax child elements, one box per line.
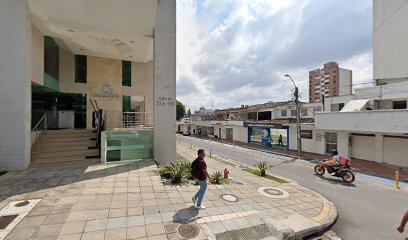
<box><xmin>245</xmin><ymin>122</ymin><xmax>289</xmax><ymax>149</ymax></box>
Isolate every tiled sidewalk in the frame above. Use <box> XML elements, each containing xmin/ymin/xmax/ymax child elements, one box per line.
<box><xmin>177</xmin><ymin>144</ymin><xmax>337</xmax><ymax>239</ymax></box>
<box><xmin>0</xmin><ymin>146</ymin><xmax>337</xmax><ymax>240</ymax></box>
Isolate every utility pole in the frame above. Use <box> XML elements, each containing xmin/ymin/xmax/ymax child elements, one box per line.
<box><xmin>285</xmin><ymin>74</ymin><xmax>302</xmax><ymax>158</ymax></box>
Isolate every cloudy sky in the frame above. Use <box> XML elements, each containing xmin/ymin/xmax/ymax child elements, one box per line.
<box><xmin>176</xmin><ymin>0</ymin><xmax>373</xmax><ymax>111</ymax></box>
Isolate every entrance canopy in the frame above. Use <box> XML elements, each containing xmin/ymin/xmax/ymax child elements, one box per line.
<box><xmin>28</xmin><ymin>0</ymin><xmax>158</xmax><ymax>62</ymax></box>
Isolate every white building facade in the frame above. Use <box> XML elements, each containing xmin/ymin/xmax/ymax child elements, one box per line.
<box><xmin>0</xmin><ymin>0</ymin><xmax>176</xmax><ymax>171</ymax></box>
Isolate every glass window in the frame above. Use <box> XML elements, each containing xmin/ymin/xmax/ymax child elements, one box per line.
<box><xmin>122</xmin><ymin>61</ymin><xmax>132</xmax><ymax>87</ymax></box>
<box><xmin>75</xmin><ymin>55</ymin><xmax>87</xmax><ymax>83</ymax></box>
<box><xmin>291</xmin><ymin>110</ymin><xmax>296</xmax><ymax>116</ymax></box>
<box><xmin>393</xmin><ymin>100</ymin><xmax>407</xmax><ymax>109</ymax></box>
<box><xmin>301</xmin><ymin>109</ymin><xmax>308</xmax><ymax>116</ymax></box>
<box><xmin>281</xmin><ymin>110</ymin><xmax>287</xmax><ymax>117</ymax></box>
<box><xmin>301</xmin><ymin>130</ymin><xmax>313</xmax><ymax>139</ymax></box>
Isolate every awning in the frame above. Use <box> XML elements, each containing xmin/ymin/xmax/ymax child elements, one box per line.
<box><xmin>340</xmin><ymin>99</ymin><xmax>369</xmax><ymax>112</ymax></box>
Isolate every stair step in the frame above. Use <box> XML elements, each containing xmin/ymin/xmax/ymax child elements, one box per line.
<box><xmin>31</xmin><ymin>149</ymin><xmax>99</xmax><ymax>158</ymax></box>
<box><xmin>42</xmin><ymin>133</ymin><xmax>95</xmax><ymax>139</ymax></box>
<box><xmin>38</xmin><ymin>137</ymin><xmax>95</xmax><ymax>143</ymax></box>
<box><xmin>32</xmin><ymin>145</ymin><xmax>95</xmax><ymax>154</ymax></box>
<box><xmin>31</xmin><ymin>155</ymin><xmax>100</xmax><ymax>164</ymax></box>
<box><xmin>30</xmin><ymin>159</ymin><xmax>100</xmax><ymax>168</ymax></box>
<box><xmin>43</xmin><ymin>129</ymin><xmax>94</xmax><ymax>135</ymax></box>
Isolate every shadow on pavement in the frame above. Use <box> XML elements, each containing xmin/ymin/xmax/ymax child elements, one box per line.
<box><xmin>172</xmin><ymin>206</ymin><xmax>200</xmax><ymax>224</ymax></box>
<box><xmin>315</xmin><ymin>174</ymin><xmax>357</xmax><ymax>187</ymax></box>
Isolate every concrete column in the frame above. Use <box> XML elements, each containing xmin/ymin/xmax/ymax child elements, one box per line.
<box><xmin>337</xmin><ymin>132</ymin><xmax>351</xmax><ymax>158</ymax></box>
<box><xmin>154</xmin><ymin>0</ymin><xmax>176</xmax><ymax>164</ymax></box>
<box><xmin>375</xmin><ymin>134</ymin><xmax>384</xmax><ymax>163</ymax></box>
<box><xmin>0</xmin><ymin>0</ymin><xmax>32</xmax><ymax>170</ymax></box>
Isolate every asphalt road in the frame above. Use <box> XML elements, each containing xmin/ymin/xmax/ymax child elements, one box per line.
<box><xmin>178</xmin><ymin>135</ymin><xmax>408</xmax><ymax>240</ymax></box>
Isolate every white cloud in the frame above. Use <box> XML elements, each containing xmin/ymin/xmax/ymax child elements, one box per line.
<box><xmin>176</xmin><ymin>0</ymin><xmax>373</xmax><ymax>110</ymax></box>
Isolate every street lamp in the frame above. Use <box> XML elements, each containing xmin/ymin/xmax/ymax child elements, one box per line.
<box><xmin>284</xmin><ymin>74</ymin><xmax>302</xmax><ymax>157</ymax></box>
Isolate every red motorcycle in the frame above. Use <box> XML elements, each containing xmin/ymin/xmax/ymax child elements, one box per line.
<box><xmin>314</xmin><ymin>157</ymin><xmax>355</xmax><ymax>183</ymax></box>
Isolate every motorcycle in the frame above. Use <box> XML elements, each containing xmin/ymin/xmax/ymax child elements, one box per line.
<box><xmin>314</xmin><ymin>159</ymin><xmax>355</xmax><ymax>183</ymax></box>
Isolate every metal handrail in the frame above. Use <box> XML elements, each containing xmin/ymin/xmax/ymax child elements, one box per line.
<box><xmin>122</xmin><ymin>112</ymin><xmax>153</xmax><ymax>128</ymax></box>
<box><xmin>31</xmin><ymin>113</ymin><xmax>47</xmax><ymax>146</ymax></box>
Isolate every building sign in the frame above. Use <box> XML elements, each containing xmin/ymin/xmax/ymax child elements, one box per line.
<box><xmin>89</xmin><ymin>84</ymin><xmax>119</xmax><ymax>98</ymax></box>
<box><xmin>244</xmin><ymin>122</ymin><xmax>287</xmax><ymax>129</ymax></box>
<box><xmin>301</xmin><ymin>130</ymin><xmax>313</xmax><ymax>139</ymax></box>
<box><xmin>156</xmin><ymin>96</ymin><xmax>175</xmax><ymax>107</ymax></box>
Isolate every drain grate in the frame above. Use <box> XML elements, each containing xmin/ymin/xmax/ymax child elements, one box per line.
<box><xmin>215</xmin><ymin>224</ymin><xmax>274</xmax><ymax>240</ymax></box>
<box><xmin>178</xmin><ymin>223</ymin><xmax>200</xmax><ymax>238</ymax></box>
<box><xmin>0</xmin><ymin>215</ymin><xmax>18</xmax><ymax>230</ymax></box>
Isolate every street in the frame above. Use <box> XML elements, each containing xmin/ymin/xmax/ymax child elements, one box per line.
<box><xmin>178</xmin><ymin>135</ymin><xmax>408</xmax><ymax>240</ymax></box>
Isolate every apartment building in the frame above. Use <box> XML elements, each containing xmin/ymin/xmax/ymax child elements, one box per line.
<box><xmin>0</xmin><ymin>0</ymin><xmax>176</xmax><ymax>170</ymax></box>
<box><xmin>309</xmin><ymin>62</ymin><xmax>352</xmax><ymax>103</ymax></box>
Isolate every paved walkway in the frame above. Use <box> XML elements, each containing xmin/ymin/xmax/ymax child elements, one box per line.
<box><xmin>0</xmin><ymin>147</ymin><xmax>337</xmax><ymax>240</ymax></box>
<box><xmin>191</xmin><ymin>135</ymin><xmax>408</xmax><ymax>181</ymax></box>
<box><xmin>177</xmin><ymin>144</ymin><xmax>337</xmax><ymax>239</ymax></box>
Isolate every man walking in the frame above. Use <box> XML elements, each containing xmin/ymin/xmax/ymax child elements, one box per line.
<box><xmin>191</xmin><ymin>149</ymin><xmax>210</xmax><ymax>210</ymax></box>
<box><xmin>278</xmin><ymin>134</ymin><xmax>284</xmax><ymax>147</ymax></box>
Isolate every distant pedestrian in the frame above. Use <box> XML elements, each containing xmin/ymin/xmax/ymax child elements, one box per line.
<box><xmin>191</xmin><ymin>149</ymin><xmax>210</xmax><ymax>210</ymax></box>
<box><xmin>278</xmin><ymin>134</ymin><xmax>284</xmax><ymax>147</ymax></box>
<box><xmin>397</xmin><ymin>210</ymin><xmax>408</xmax><ymax>240</ymax></box>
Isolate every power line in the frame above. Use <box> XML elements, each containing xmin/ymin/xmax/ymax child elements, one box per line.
<box><xmin>348</xmin><ymin>0</ymin><xmax>408</xmax><ymax>56</ymax></box>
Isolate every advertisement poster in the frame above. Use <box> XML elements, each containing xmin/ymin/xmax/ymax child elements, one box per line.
<box><xmin>261</xmin><ymin>128</ymin><xmax>270</xmax><ymax>146</ymax></box>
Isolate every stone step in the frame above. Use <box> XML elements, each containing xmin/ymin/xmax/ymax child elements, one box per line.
<box><xmin>33</xmin><ymin>140</ymin><xmax>95</xmax><ymax>148</ymax></box>
<box><xmin>30</xmin><ymin>159</ymin><xmax>100</xmax><ymax>168</ymax></box>
<box><xmin>31</xmin><ymin>145</ymin><xmax>95</xmax><ymax>154</ymax></box>
<box><xmin>31</xmin><ymin>149</ymin><xmax>99</xmax><ymax>159</ymax></box>
<box><xmin>42</xmin><ymin>132</ymin><xmax>95</xmax><ymax>139</ymax></box>
<box><xmin>31</xmin><ymin>154</ymin><xmax>100</xmax><ymax>164</ymax></box>
<box><xmin>37</xmin><ymin>137</ymin><xmax>95</xmax><ymax>143</ymax></box>
<box><xmin>43</xmin><ymin>129</ymin><xmax>94</xmax><ymax>135</ymax></box>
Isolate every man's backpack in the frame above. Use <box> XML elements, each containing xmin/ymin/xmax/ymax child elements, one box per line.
<box><xmin>191</xmin><ymin>158</ymin><xmax>201</xmax><ymax>179</ymax></box>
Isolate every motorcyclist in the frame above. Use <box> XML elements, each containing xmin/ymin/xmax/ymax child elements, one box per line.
<box><xmin>325</xmin><ymin>149</ymin><xmax>341</xmax><ymax>176</ymax></box>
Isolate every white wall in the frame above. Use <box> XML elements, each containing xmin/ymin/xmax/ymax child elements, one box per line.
<box><xmin>233</xmin><ymin>126</ymin><xmax>248</xmax><ymax>143</ymax></box>
<box><xmin>315</xmin><ymin>110</ymin><xmax>408</xmax><ymax>134</ymax></box>
<box><xmin>59</xmin><ymin>48</ymin><xmax>87</xmax><ymax>94</ymax></box>
<box><xmin>339</xmin><ymin>68</ymin><xmax>352</xmax><ymax>96</ymax></box>
<box><xmin>374</xmin><ymin>0</ymin><xmax>408</xmax><ymax>80</ymax></box>
<box><xmin>0</xmin><ymin>0</ymin><xmax>32</xmax><ymax>170</ymax></box>
<box><xmin>31</xmin><ymin>24</ymin><xmax>44</xmax><ymax>85</ymax></box>
<box><xmin>288</xmin><ymin>125</ymin><xmax>326</xmax><ymax>155</ymax></box>
<box><xmin>154</xmin><ymin>0</ymin><xmax>176</xmax><ymax>164</ymax></box>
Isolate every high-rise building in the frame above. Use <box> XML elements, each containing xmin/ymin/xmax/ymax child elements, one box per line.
<box><xmin>309</xmin><ymin>62</ymin><xmax>352</xmax><ymax>103</ymax></box>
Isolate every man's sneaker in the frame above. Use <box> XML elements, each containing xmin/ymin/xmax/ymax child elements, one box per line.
<box><xmin>330</xmin><ymin>172</ymin><xmax>336</xmax><ymax>176</ymax></box>
<box><xmin>192</xmin><ymin>196</ymin><xmax>197</xmax><ymax>205</ymax></box>
<box><xmin>196</xmin><ymin>205</ymin><xmax>205</xmax><ymax>210</ymax></box>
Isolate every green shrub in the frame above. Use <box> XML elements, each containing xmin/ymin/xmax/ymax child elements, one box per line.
<box><xmin>211</xmin><ymin>171</ymin><xmax>223</xmax><ymax>184</ymax></box>
<box><xmin>159</xmin><ymin>156</ymin><xmax>192</xmax><ymax>184</ymax></box>
<box><xmin>257</xmin><ymin>161</ymin><xmax>271</xmax><ymax>177</ymax></box>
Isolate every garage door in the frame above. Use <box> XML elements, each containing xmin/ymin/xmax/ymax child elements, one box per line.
<box><xmin>384</xmin><ymin>136</ymin><xmax>408</xmax><ymax>167</ymax></box>
<box><xmin>351</xmin><ymin>135</ymin><xmax>375</xmax><ymax>161</ymax></box>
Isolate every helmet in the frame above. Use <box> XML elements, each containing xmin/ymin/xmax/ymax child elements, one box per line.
<box><xmin>330</xmin><ymin>149</ymin><xmax>338</xmax><ymax>156</ymax></box>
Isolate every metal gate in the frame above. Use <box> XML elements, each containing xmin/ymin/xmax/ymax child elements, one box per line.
<box><xmin>226</xmin><ymin>128</ymin><xmax>233</xmax><ymax>141</ymax></box>
<box><xmin>325</xmin><ymin>132</ymin><xmax>337</xmax><ymax>153</ymax></box>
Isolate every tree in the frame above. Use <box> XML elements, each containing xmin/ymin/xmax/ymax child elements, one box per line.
<box><xmin>176</xmin><ymin>101</ymin><xmax>186</xmax><ymax>120</ymax></box>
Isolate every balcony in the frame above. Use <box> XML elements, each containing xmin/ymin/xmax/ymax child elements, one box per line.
<box><xmin>355</xmin><ymin>82</ymin><xmax>408</xmax><ymax>100</ymax></box>
<box><xmin>315</xmin><ymin>109</ymin><xmax>408</xmax><ymax>134</ymax></box>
